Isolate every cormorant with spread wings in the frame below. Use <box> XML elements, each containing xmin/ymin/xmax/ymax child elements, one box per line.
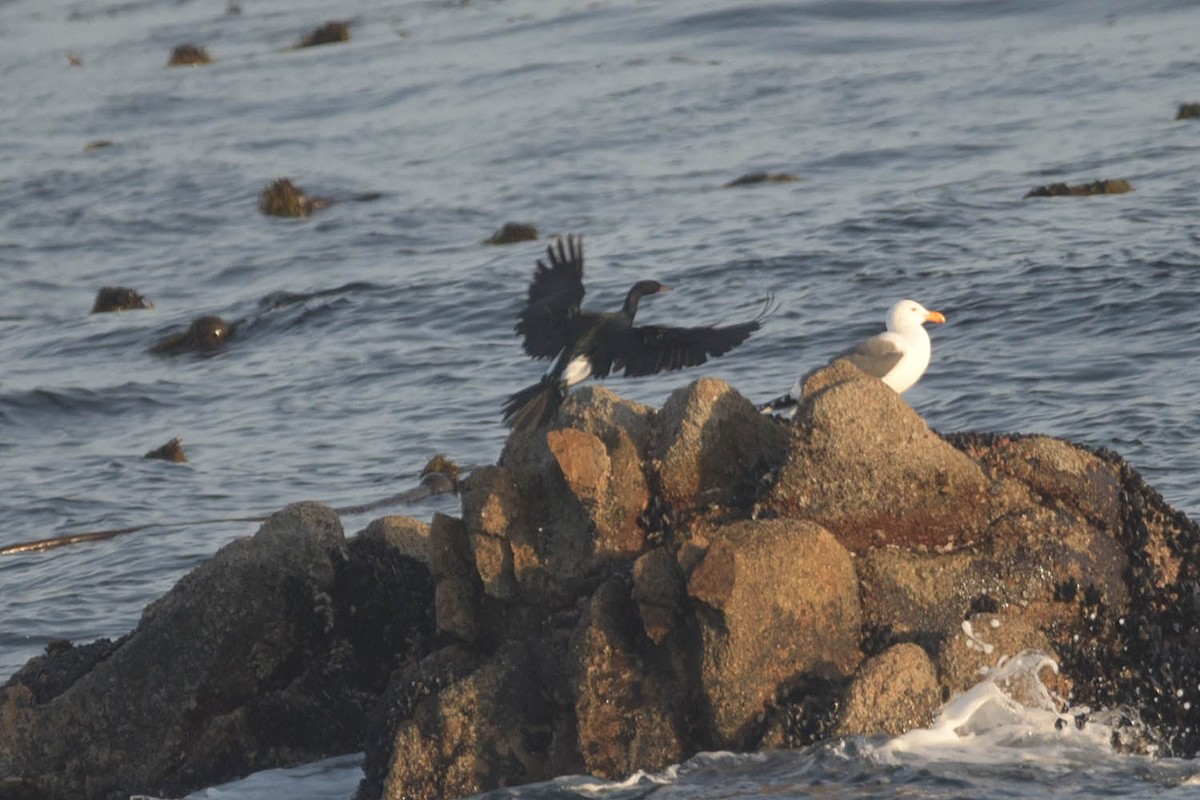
<box><xmin>503</xmin><ymin>235</ymin><xmax>770</xmax><ymax>431</ymax></box>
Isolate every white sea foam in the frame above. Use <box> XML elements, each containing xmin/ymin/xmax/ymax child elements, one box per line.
<box><xmin>184</xmin><ymin>752</ymin><xmax>364</xmax><ymax>800</ymax></box>
<box><xmin>877</xmin><ymin>649</ymin><xmax>1125</xmax><ymax>767</ymax></box>
<box><xmin>546</xmin><ymin>751</ymin><xmax>763</xmax><ymax>796</ymax></box>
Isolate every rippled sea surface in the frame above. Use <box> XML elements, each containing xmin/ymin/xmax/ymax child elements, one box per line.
<box><xmin>3</xmin><ymin>0</ymin><xmax>1199</xmax><ymax>796</ymax></box>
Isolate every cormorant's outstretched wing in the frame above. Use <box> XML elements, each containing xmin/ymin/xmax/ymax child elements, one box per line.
<box><xmin>516</xmin><ymin>235</ymin><xmax>586</xmax><ymax>359</ymax></box>
<box><xmin>612</xmin><ymin>296</ymin><xmax>774</xmax><ymax>377</ymax></box>
<box><xmin>614</xmin><ymin>319</ymin><xmax>761</xmax><ymax>376</ymax></box>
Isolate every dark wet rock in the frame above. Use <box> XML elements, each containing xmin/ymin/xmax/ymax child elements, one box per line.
<box><xmin>357</xmin><ymin>646</ymin><xmax>484</xmax><ymax>800</ymax></box>
<box><xmin>67</xmin><ymin>53</ymin><xmax>82</xmax><ymax>67</ymax></box>
<box><xmin>370</xmin><ymin>642</ymin><xmax>555</xmax><ymax>800</ymax></box>
<box><xmin>834</xmin><ymin>643</ymin><xmax>940</xmax><ymax>737</ymax></box>
<box><xmin>1071</xmin><ymin>454</ymin><xmax>1200</xmax><ymax>755</ymax></box>
<box><xmin>0</xmin><ymin>504</ymin><xmax>435</xmax><ymax>799</ymax></box>
<box><xmin>1025</xmin><ymin>179</ymin><xmax>1132</xmax><ymax>197</ymax></box>
<box><xmin>355</xmin><ymin>515</ymin><xmax>430</xmax><ymax>565</ymax></box>
<box><xmin>428</xmin><ymin>513</ymin><xmax>483</xmax><ymax>643</ymax></box>
<box><xmin>630</xmin><ymin>547</ymin><xmax>686</xmax><ymax>644</ymax></box>
<box><xmin>569</xmin><ymin>577</ymin><xmax>689</xmax><ymax>777</ymax></box>
<box><xmin>298</xmin><ymin>21</ymin><xmax>350</xmax><ymax>48</ymax></box>
<box><xmin>3</xmin><ymin>639</ymin><xmax>122</xmax><ymax>705</ymax></box>
<box><xmin>90</xmin><ymin>285</ymin><xmax>150</xmax><ymax>313</ymax></box>
<box><xmin>82</xmin><ymin>139</ymin><xmax>113</xmax><ymax>152</ymax></box>
<box><xmin>1176</xmin><ymin>103</ymin><xmax>1200</xmax><ymax>120</ymax></box>
<box><xmin>143</xmin><ymin>436</ymin><xmax>187</xmax><ymax>462</ymax></box>
<box><xmin>486</xmin><ymin>222</ymin><xmax>539</xmax><ymax>244</ymax></box>
<box><xmin>150</xmin><ymin>315</ymin><xmax>234</xmax><ymax>355</ymax></box>
<box><xmin>259</xmin><ymin>178</ymin><xmax>332</xmax><ymax>218</ymax></box>
<box><xmin>0</xmin><ymin>503</ymin><xmax>385</xmax><ymax>799</ymax></box>
<box><xmin>338</xmin><ymin>519</ymin><xmax>437</xmax><ymax>689</ymax></box>
<box><xmin>428</xmin><ymin>511</ymin><xmax>474</xmax><ymax>580</ymax></box>
<box><xmin>723</xmin><ymin>171</ymin><xmax>799</xmax><ymax>188</ymax></box>
<box><xmin>167</xmin><ymin>44</ymin><xmax>212</xmax><ymax>66</ymax></box>
<box><xmin>946</xmin><ymin>433</ymin><xmax>1123</xmax><ymax>530</ymax></box>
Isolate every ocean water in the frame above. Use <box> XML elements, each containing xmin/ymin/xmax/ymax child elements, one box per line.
<box><xmin>2</xmin><ymin>0</ymin><xmax>1199</xmax><ymax>796</ymax></box>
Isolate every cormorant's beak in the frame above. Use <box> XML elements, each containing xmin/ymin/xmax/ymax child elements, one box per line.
<box><xmin>925</xmin><ymin>310</ymin><xmax>946</xmax><ymax>324</ymax></box>
<box><xmin>657</xmin><ymin>285</ymin><xmax>673</xmax><ymax>293</ymax></box>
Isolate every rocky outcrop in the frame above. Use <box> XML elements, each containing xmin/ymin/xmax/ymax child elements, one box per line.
<box><xmin>5</xmin><ymin>365</ymin><xmax>1200</xmax><ymax>800</ymax></box>
<box><xmin>358</xmin><ymin>367</ymin><xmax>1200</xmax><ymax>798</ymax></box>
<box><xmin>0</xmin><ymin>503</ymin><xmax>434</xmax><ymax>799</ymax></box>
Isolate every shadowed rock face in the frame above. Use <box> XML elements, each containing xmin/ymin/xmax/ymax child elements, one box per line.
<box><xmin>568</xmin><ymin>577</ymin><xmax>690</xmax><ymax>779</ymax></box>
<box><xmin>0</xmin><ymin>503</ymin><xmax>435</xmax><ymax>800</ymax></box>
<box><xmin>1</xmin><ymin>503</ymin><xmax>350</xmax><ymax>797</ymax></box>
<box><xmin>6</xmin><ymin>366</ymin><xmax>1200</xmax><ymax>800</ymax></box>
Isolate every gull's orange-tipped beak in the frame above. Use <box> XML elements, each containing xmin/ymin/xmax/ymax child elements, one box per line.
<box><xmin>926</xmin><ymin>310</ymin><xmax>946</xmax><ymax>324</ymax></box>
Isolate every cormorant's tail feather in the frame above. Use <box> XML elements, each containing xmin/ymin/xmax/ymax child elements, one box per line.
<box><xmin>502</xmin><ymin>379</ymin><xmax>564</xmax><ymax>431</ymax></box>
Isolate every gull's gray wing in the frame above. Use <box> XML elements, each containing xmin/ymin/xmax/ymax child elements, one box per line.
<box><xmin>840</xmin><ymin>333</ymin><xmax>903</xmax><ymax>379</ymax></box>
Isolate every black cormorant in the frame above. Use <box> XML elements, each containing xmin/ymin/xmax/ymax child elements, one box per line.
<box><xmin>503</xmin><ymin>235</ymin><xmax>770</xmax><ymax>431</ymax></box>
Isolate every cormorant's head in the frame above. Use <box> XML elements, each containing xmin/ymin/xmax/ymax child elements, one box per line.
<box><xmin>623</xmin><ymin>280</ymin><xmax>671</xmax><ymax>316</ymax></box>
